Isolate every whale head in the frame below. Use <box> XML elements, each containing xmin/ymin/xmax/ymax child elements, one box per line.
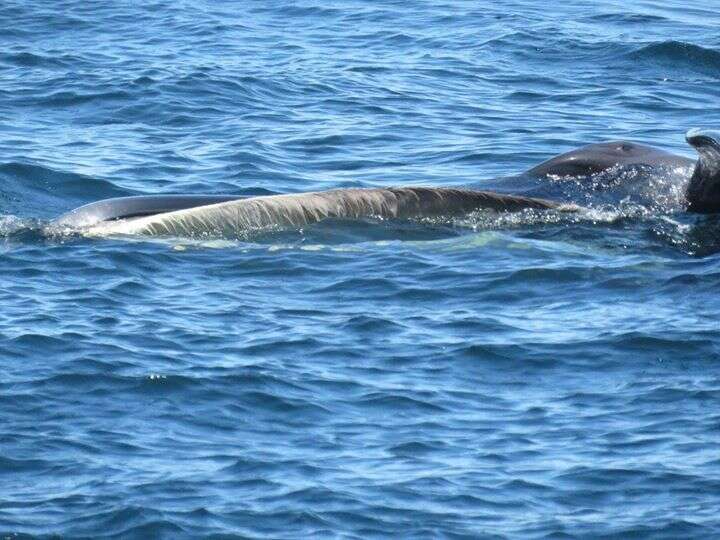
<box><xmin>685</xmin><ymin>129</ymin><xmax>720</xmax><ymax>214</ymax></box>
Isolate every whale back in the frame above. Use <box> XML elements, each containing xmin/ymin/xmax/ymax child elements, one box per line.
<box><xmin>685</xmin><ymin>129</ymin><xmax>720</xmax><ymax>214</ymax></box>
<box><xmin>54</xmin><ymin>195</ymin><xmax>243</xmax><ymax>227</ymax></box>
<box><xmin>86</xmin><ymin>187</ymin><xmax>568</xmax><ymax>238</ymax></box>
<box><xmin>527</xmin><ymin>140</ymin><xmax>694</xmax><ymax>177</ymax></box>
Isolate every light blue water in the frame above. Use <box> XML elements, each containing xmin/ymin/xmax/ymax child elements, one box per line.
<box><xmin>2</xmin><ymin>1</ymin><xmax>720</xmax><ymax>538</ymax></box>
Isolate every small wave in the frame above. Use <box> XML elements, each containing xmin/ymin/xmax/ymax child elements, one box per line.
<box><xmin>628</xmin><ymin>41</ymin><xmax>720</xmax><ymax>77</ymax></box>
<box><xmin>57</xmin><ymin>506</ymin><xmax>185</xmax><ymax>538</ymax></box>
<box><xmin>0</xmin><ymin>161</ymin><xmax>130</xmax><ymax>219</ymax></box>
<box><xmin>357</xmin><ymin>392</ymin><xmax>448</xmax><ymax>413</ymax></box>
<box><xmin>583</xmin><ymin>13</ymin><xmax>668</xmax><ymax>24</ymax></box>
<box><xmin>0</xmin><ymin>51</ymin><xmax>79</xmax><ymax>69</ymax></box>
<box><xmin>255</xmin><ymin>4</ymin><xmax>345</xmax><ymax>19</ymax></box>
<box><xmin>36</xmin><ymin>89</ymin><xmax>132</xmax><ymax>107</ymax></box>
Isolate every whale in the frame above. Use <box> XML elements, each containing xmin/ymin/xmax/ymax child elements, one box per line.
<box><xmin>54</xmin><ymin>129</ymin><xmax>720</xmax><ymax>238</ymax></box>
<box><xmin>526</xmin><ymin>139</ymin><xmax>694</xmax><ymax>178</ymax></box>
<box><xmin>54</xmin><ymin>136</ymin><xmax>697</xmax><ymax>229</ymax></box>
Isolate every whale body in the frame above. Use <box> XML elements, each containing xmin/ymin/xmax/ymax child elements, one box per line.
<box><xmin>54</xmin><ymin>129</ymin><xmax>720</xmax><ymax>238</ymax></box>
<box><xmin>526</xmin><ymin>140</ymin><xmax>694</xmax><ymax>177</ymax></box>
<box><xmin>83</xmin><ymin>188</ymin><xmax>571</xmax><ymax>237</ymax></box>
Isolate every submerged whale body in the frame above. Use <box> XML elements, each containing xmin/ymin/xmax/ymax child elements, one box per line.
<box><xmin>54</xmin><ymin>129</ymin><xmax>720</xmax><ymax>238</ymax></box>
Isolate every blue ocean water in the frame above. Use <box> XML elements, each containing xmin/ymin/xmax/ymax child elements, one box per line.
<box><xmin>2</xmin><ymin>0</ymin><xmax>720</xmax><ymax>537</ymax></box>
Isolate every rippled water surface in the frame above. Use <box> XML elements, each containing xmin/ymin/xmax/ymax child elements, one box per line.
<box><xmin>3</xmin><ymin>1</ymin><xmax>720</xmax><ymax>538</ymax></box>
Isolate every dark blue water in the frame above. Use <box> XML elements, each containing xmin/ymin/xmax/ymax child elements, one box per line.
<box><xmin>3</xmin><ymin>1</ymin><xmax>720</xmax><ymax>538</ymax></box>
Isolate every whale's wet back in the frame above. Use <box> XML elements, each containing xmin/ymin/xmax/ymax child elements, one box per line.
<box><xmin>55</xmin><ymin>136</ymin><xmax>699</xmax><ymax>238</ymax></box>
<box><xmin>54</xmin><ymin>194</ymin><xmax>245</xmax><ymax>227</ymax></box>
<box><xmin>526</xmin><ymin>140</ymin><xmax>694</xmax><ymax>177</ymax></box>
